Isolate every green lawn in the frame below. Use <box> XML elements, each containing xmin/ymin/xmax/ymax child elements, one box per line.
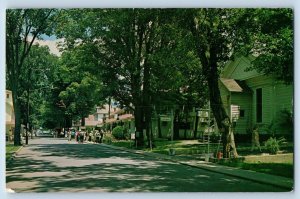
<box><xmin>109</xmin><ymin>140</ymin><xmax>133</xmax><ymax>148</ymax></box>
<box><xmin>6</xmin><ymin>144</ymin><xmax>22</xmax><ymax>162</ymax></box>
<box><xmin>108</xmin><ymin>139</ymin><xmax>220</xmax><ymax>155</ymax></box>
<box><xmin>219</xmin><ymin>162</ymin><xmax>293</xmax><ymax>179</ymax></box>
<box><xmin>108</xmin><ymin>139</ymin><xmax>294</xmax><ymax>179</ymax></box>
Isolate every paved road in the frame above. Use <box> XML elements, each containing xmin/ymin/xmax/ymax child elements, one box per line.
<box><xmin>6</xmin><ymin>138</ymin><xmax>286</xmax><ymax>192</ymax></box>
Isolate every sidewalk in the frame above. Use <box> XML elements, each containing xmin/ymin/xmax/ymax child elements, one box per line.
<box><xmin>101</xmin><ymin>143</ymin><xmax>293</xmax><ymax>190</ymax></box>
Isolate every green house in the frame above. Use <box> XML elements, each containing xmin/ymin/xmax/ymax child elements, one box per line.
<box><xmin>219</xmin><ymin>56</ymin><xmax>293</xmax><ymax>136</ymax></box>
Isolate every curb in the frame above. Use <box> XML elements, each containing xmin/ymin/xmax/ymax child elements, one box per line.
<box><xmin>100</xmin><ymin>143</ymin><xmax>293</xmax><ymax>190</ymax></box>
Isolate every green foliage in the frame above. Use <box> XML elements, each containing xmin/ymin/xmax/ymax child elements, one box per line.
<box><xmin>6</xmin><ymin>9</ymin><xmax>60</xmax><ymax>144</ymax></box>
<box><xmin>263</xmin><ymin>109</ymin><xmax>293</xmax><ymax>138</ymax></box>
<box><xmin>56</xmin><ymin>8</ymin><xmax>208</xmax><ymax>125</ymax></box>
<box><xmin>264</xmin><ymin>137</ymin><xmax>286</xmax><ymax>155</ymax></box>
<box><xmin>56</xmin><ymin>46</ymin><xmax>104</xmax><ymax>122</ymax></box>
<box><xmin>6</xmin><ymin>144</ymin><xmax>22</xmax><ymax>162</ymax></box>
<box><xmin>123</xmin><ymin>126</ymin><xmax>130</xmax><ymax>140</ymax></box>
<box><xmin>18</xmin><ymin>45</ymin><xmax>59</xmax><ymax>128</ymax></box>
<box><xmin>103</xmin><ymin>134</ymin><xmax>113</xmax><ymax>144</ymax></box>
<box><xmin>236</xmin><ymin>9</ymin><xmax>293</xmax><ymax>84</ymax></box>
<box><xmin>86</xmin><ymin>127</ymin><xmax>93</xmax><ymax>133</ymax></box>
<box><xmin>112</xmin><ymin>126</ymin><xmax>124</xmax><ymax>140</ymax></box>
<box><xmin>275</xmin><ymin>109</ymin><xmax>293</xmax><ymax>135</ymax></box>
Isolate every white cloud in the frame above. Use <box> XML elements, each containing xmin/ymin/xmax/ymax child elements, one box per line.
<box><xmin>27</xmin><ymin>36</ymin><xmax>64</xmax><ymax>56</ymax></box>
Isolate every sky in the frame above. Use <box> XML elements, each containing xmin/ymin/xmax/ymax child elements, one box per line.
<box><xmin>33</xmin><ymin>34</ymin><xmax>62</xmax><ymax>56</ymax></box>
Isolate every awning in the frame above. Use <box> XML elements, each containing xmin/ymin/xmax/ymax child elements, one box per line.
<box><xmin>220</xmin><ymin>78</ymin><xmax>243</xmax><ymax>92</ymax></box>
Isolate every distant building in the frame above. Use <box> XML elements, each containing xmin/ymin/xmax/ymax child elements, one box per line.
<box><xmin>219</xmin><ymin>56</ymin><xmax>293</xmax><ymax>135</ymax></box>
<box><xmin>73</xmin><ymin>102</ymin><xmax>132</xmax><ymax>129</ymax></box>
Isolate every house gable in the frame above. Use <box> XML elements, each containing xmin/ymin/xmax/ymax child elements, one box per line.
<box><xmin>222</xmin><ymin>56</ymin><xmax>260</xmax><ymax>81</ymax></box>
<box><xmin>221</xmin><ymin>56</ymin><xmax>293</xmax><ymax>135</ymax></box>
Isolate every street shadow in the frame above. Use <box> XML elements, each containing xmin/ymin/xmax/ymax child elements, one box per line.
<box><xmin>6</xmin><ymin>142</ymin><xmax>287</xmax><ymax>192</ymax></box>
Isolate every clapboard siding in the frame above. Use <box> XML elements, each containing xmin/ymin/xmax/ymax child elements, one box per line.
<box><xmin>274</xmin><ymin>84</ymin><xmax>293</xmax><ymax>112</ymax></box>
<box><xmin>246</xmin><ymin>75</ymin><xmax>274</xmax><ymax>88</ymax></box>
<box><xmin>220</xmin><ymin>56</ymin><xmax>293</xmax><ymax>135</ymax></box>
<box><xmin>273</xmin><ymin>83</ymin><xmax>293</xmax><ymax>134</ymax></box>
<box><xmin>231</xmin><ymin>92</ymin><xmax>252</xmax><ymax>134</ymax></box>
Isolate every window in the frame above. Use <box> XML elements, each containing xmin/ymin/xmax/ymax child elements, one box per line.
<box><xmin>256</xmin><ymin>88</ymin><xmax>262</xmax><ymax>123</ymax></box>
<box><xmin>6</xmin><ymin>94</ymin><xmax>9</xmax><ymax>99</ymax></box>
<box><xmin>240</xmin><ymin>110</ymin><xmax>245</xmax><ymax>117</ymax></box>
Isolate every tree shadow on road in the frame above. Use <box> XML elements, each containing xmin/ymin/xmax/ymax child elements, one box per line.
<box><xmin>6</xmin><ymin>143</ymin><xmax>286</xmax><ymax>192</ymax></box>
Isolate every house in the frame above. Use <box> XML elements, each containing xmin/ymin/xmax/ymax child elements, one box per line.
<box><xmin>219</xmin><ymin>56</ymin><xmax>293</xmax><ymax>137</ymax></box>
<box><xmin>6</xmin><ymin>90</ymin><xmax>15</xmax><ymax>141</ymax></box>
<box><xmin>74</xmin><ymin>102</ymin><xmax>130</xmax><ymax>129</ymax></box>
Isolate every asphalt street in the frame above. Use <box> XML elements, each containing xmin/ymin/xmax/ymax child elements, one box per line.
<box><xmin>6</xmin><ymin>138</ymin><xmax>286</xmax><ymax>192</ymax></box>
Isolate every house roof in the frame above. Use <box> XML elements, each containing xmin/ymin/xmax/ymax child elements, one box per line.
<box><xmin>119</xmin><ymin>114</ymin><xmax>134</xmax><ymax>120</ymax></box>
<box><xmin>221</xmin><ymin>56</ymin><xmax>260</xmax><ymax>80</ymax></box>
<box><xmin>220</xmin><ymin>78</ymin><xmax>243</xmax><ymax>92</ymax></box>
<box><xmin>85</xmin><ymin>120</ymin><xmax>101</xmax><ymax>127</ymax></box>
<box><xmin>105</xmin><ymin>118</ymin><xmax>117</xmax><ymax>124</ymax></box>
<box><xmin>104</xmin><ymin>114</ymin><xmax>134</xmax><ymax>124</ymax></box>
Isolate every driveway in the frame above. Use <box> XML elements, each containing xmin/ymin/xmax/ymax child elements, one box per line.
<box><xmin>6</xmin><ymin>138</ymin><xmax>286</xmax><ymax>192</ymax></box>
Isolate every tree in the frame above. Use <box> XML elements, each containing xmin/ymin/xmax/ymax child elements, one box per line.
<box><xmin>181</xmin><ymin>9</ymin><xmax>241</xmax><ymax>158</ymax></box>
<box><xmin>18</xmin><ymin>44</ymin><xmax>58</xmax><ymax>143</ymax></box>
<box><xmin>6</xmin><ymin>9</ymin><xmax>59</xmax><ymax>145</ymax></box>
<box><xmin>236</xmin><ymin>9</ymin><xmax>293</xmax><ymax>84</ymax></box>
<box><xmin>56</xmin><ymin>9</ymin><xmax>208</xmax><ymax>147</ymax></box>
<box><xmin>182</xmin><ymin>8</ymin><xmax>293</xmax><ymax>158</ymax></box>
<box><xmin>57</xmin><ymin>45</ymin><xmax>104</xmax><ymax>126</ymax></box>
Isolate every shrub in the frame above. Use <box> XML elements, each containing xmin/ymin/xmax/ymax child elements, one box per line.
<box><xmin>112</xmin><ymin>126</ymin><xmax>124</xmax><ymax>139</ymax></box>
<box><xmin>123</xmin><ymin>126</ymin><xmax>130</xmax><ymax>140</ymax></box>
<box><xmin>210</xmin><ymin>133</ymin><xmax>221</xmax><ymax>143</ymax></box>
<box><xmin>103</xmin><ymin>134</ymin><xmax>113</xmax><ymax>144</ymax></box>
<box><xmin>86</xmin><ymin>126</ymin><xmax>93</xmax><ymax>133</ymax></box>
<box><xmin>264</xmin><ymin>137</ymin><xmax>286</xmax><ymax>154</ymax></box>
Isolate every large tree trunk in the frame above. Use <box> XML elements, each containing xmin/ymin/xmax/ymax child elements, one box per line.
<box><xmin>190</xmin><ymin>15</ymin><xmax>238</xmax><ymax>158</ymax></box>
<box><xmin>81</xmin><ymin>117</ymin><xmax>85</xmax><ymax>126</ymax></box>
<box><xmin>158</xmin><ymin>116</ymin><xmax>162</xmax><ymax>138</ymax></box>
<box><xmin>207</xmin><ymin>59</ymin><xmax>238</xmax><ymax>158</ymax></box>
<box><xmin>184</xmin><ymin>110</ymin><xmax>188</xmax><ymax>139</ymax></box>
<box><xmin>12</xmin><ymin>89</ymin><xmax>22</xmax><ymax>146</ymax></box>
<box><xmin>108</xmin><ymin>97</ymin><xmax>111</xmax><ymax>119</ymax></box>
<box><xmin>194</xmin><ymin>113</ymin><xmax>199</xmax><ymax>139</ymax></box>
<box><xmin>143</xmin><ymin>59</ymin><xmax>153</xmax><ymax>148</ymax></box>
<box><xmin>174</xmin><ymin>109</ymin><xmax>180</xmax><ymax>140</ymax></box>
<box><xmin>134</xmin><ymin>105</ymin><xmax>144</xmax><ymax>146</ymax></box>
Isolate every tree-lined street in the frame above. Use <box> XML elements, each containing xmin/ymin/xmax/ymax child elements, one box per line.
<box><xmin>5</xmin><ymin>8</ymin><xmax>293</xmax><ymax>192</ymax></box>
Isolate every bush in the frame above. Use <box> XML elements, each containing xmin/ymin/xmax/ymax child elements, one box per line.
<box><xmin>103</xmin><ymin>134</ymin><xmax>113</xmax><ymax>144</ymax></box>
<box><xmin>112</xmin><ymin>126</ymin><xmax>124</xmax><ymax>139</ymax></box>
<box><xmin>264</xmin><ymin>137</ymin><xmax>286</xmax><ymax>154</ymax></box>
<box><xmin>123</xmin><ymin>126</ymin><xmax>130</xmax><ymax>139</ymax></box>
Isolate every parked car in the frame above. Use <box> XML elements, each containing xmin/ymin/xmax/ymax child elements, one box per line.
<box><xmin>36</xmin><ymin>129</ymin><xmax>53</xmax><ymax>137</ymax></box>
